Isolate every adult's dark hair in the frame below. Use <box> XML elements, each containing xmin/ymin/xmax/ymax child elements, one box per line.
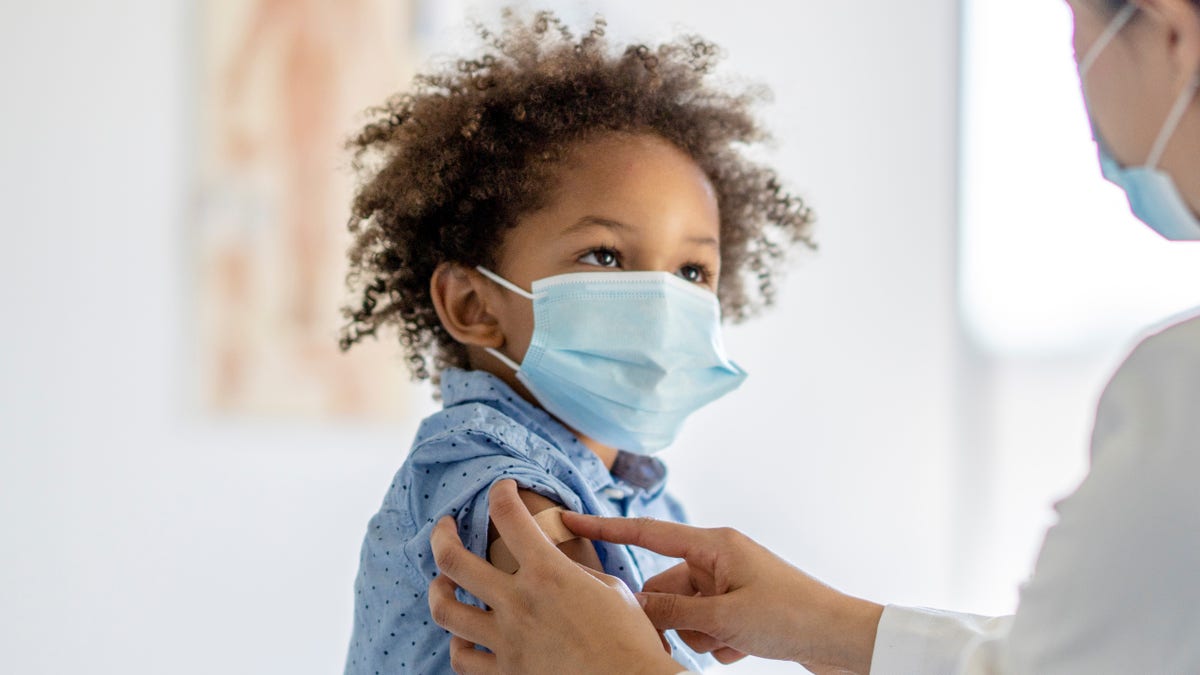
<box><xmin>340</xmin><ymin>11</ymin><xmax>815</xmax><ymax>381</ymax></box>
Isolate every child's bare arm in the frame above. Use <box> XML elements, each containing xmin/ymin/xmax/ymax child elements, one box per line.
<box><xmin>486</xmin><ymin>489</ymin><xmax>603</xmax><ymax>573</ymax></box>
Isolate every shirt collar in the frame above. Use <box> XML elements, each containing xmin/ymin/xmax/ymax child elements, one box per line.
<box><xmin>610</xmin><ymin>451</ymin><xmax>668</xmax><ymax>499</ymax></box>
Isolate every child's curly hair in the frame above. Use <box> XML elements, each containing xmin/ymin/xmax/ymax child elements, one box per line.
<box><xmin>340</xmin><ymin>10</ymin><xmax>815</xmax><ymax>381</ymax></box>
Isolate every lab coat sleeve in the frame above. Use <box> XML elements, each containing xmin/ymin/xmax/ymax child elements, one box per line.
<box><xmin>871</xmin><ymin>606</ymin><xmax>1013</xmax><ymax>673</ymax></box>
<box><xmin>872</xmin><ymin>311</ymin><xmax>1200</xmax><ymax>674</ymax></box>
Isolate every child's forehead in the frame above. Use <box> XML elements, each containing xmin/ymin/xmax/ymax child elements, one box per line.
<box><xmin>496</xmin><ymin>133</ymin><xmax>722</xmax><ymax>266</ymax></box>
<box><xmin>543</xmin><ymin>132</ymin><xmax>717</xmax><ymax>207</ymax></box>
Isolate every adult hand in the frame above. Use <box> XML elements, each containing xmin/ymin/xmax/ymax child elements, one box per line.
<box><xmin>428</xmin><ymin>480</ymin><xmax>681</xmax><ymax>675</ymax></box>
<box><xmin>562</xmin><ymin>513</ymin><xmax>885</xmax><ymax>675</ymax></box>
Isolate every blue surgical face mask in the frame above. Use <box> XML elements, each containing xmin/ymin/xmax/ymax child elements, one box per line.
<box><xmin>1079</xmin><ymin>4</ymin><xmax>1200</xmax><ymax>240</ymax></box>
<box><xmin>476</xmin><ymin>266</ymin><xmax>747</xmax><ymax>455</ymax></box>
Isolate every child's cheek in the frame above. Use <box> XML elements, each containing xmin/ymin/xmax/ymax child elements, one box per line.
<box><xmin>499</xmin><ymin>298</ymin><xmax>537</xmax><ymax>362</ymax></box>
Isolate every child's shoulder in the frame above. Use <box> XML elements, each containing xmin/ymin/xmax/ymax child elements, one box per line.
<box><xmin>384</xmin><ymin>368</ymin><xmax>604</xmax><ymax>524</ymax></box>
<box><xmin>408</xmin><ymin>368</ymin><xmax>566</xmax><ymax>466</ymax></box>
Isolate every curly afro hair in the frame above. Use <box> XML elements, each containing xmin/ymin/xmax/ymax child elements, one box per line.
<box><xmin>340</xmin><ymin>10</ymin><xmax>815</xmax><ymax>381</ymax></box>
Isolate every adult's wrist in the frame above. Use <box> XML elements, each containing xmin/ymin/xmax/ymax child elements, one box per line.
<box><xmin>799</xmin><ymin>593</ymin><xmax>885</xmax><ymax>674</ymax></box>
<box><xmin>845</xmin><ymin>597</ymin><xmax>885</xmax><ymax>673</ymax></box>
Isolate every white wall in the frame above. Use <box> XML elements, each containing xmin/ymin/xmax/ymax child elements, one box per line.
<box><xmin>1</xmin><ymin>2</ymin><xmax>966</xmax><ymax>674</ymax></box>
<box><xmin>952</xmin><ymin>0</ymin><xmax>1200</xmax><ymax>616</ymax></box>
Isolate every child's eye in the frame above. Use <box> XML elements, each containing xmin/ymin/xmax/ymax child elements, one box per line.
<box><xmin>579</xmin><ymin>247</ymin><xmax>621</xmax><ymax>268</ymax></box>
<box><xmin>678</xmin><ymin>264</ymin><xmax>711</xmax><ymax>284</ymax></box>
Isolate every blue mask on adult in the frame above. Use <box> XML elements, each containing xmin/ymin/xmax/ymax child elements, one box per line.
<box><xmin>1079</xmin><ymin>4</ymin><xmax>1200</xmax><ymax>240</ymax></box>
<box><xmin>476</xmin><ymin>266</ymin><xmax>747</xmax><ymax>455</ymax></box>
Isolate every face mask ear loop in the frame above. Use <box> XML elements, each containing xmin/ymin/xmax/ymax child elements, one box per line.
<box><xmin>473</xmin><ymin>266</ymin><xmax>529</xmax><ymax>373</ymax></box>
<box><xmin>484</xmin><ymin>346</ymin><xmax>522</xmax><ymax>373</ymax></box>
<box><xmin>475</xmin><ymin>266</ymin><xmax>534</xmax><ymax>300</ymax></box>
<box><xmin>1079</xmin><ymin>3</ymin><xmax>1138</xmax><ymax>79</ymax></box>
<box><xmin>1145</xmin><ymin>74</ymin><xmax>1200</xmax><ymax>169</ymax></box>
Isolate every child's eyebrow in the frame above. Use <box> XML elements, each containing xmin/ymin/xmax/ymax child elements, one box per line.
<box><xmin>561</xmin><ymin>215</ymin><xmax>632</xmax><ymax>236</ymax></box>
<box><xmin>562</xmin><ymin>215</ymin><xmax>719</xmax><ymax>247</ymax></box>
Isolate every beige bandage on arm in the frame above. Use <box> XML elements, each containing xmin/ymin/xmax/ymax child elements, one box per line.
<box><xmin>487</xmin><ymin>506</ymin><xmax>578</xmax><ymax>574</ymax></box>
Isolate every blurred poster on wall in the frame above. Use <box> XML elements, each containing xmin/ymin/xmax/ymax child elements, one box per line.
<box><xmin>193</xmin><ymin>0</ymin><xmax>420</xmax><ymax>420</ymax></box>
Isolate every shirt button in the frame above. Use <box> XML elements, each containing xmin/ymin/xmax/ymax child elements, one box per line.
<box><xmin>603</xmin><ymin>487</ymin><xmax>625</xmax><ymax>500</ymax></box>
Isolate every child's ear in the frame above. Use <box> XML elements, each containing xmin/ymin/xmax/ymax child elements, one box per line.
<box><xmin>430</xmin><ymin>262</ymin><xmax>505</xmax><ymax>349</ymax></box>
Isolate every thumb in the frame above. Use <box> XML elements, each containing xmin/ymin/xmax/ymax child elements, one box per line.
<box><xmin>636</xmin><ymin>591</ymin><xmax>722</xmax><ymax>635</ymax></box>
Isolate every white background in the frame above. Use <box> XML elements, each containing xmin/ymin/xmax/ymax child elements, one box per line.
<box><xmin>3</xmin><ymin>1</ymin><xmax>1193</xmax><ymax>674</ymax></box>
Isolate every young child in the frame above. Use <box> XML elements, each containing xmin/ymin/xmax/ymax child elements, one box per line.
<box><xmin>341</xmin><ymin>11</ymin><xmax>814</xmax><ymax>674</ymax></box>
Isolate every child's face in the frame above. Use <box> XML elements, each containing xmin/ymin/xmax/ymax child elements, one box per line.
<box><xmin>488</xmin><ymin>131</ymin><xmax>722</xmax><ymax>370</ymax></box>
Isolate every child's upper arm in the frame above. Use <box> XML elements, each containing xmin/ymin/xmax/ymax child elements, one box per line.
<box><xmin>486</xmin><ymin>488</ymin><xmax>603</xmax><ymax>573</ymax></box>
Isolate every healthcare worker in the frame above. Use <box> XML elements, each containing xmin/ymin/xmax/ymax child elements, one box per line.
<box><xmin>427</xmin><ymin>0</ymin><xmax>1200</xmax><ymax>672</ymax></box>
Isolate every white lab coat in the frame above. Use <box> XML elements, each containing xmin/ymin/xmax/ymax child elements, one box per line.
<box><xmin>872</xmin><ymin>310</ymin><xmax>1200</xmax><ymax>674</ymax></box>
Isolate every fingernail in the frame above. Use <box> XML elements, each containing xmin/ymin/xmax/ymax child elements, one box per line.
<box><xmin>635</xmin><ymin>593</ymin><xmax>648</xmax><ymax>608</ymax></box>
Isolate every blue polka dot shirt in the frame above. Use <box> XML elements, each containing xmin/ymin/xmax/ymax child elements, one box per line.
<box><xmin>344</xmin><ymin>368</ymin><xmax>713</xmax><ymax>674</ymax></box>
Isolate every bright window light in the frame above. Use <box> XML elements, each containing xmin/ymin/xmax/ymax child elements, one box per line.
<box><xmin>960</xmin><ymin>0</ymin><xmax>1200</xmax><ymax>356</ymax></box>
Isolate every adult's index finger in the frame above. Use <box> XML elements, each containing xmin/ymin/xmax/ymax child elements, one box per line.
<box><xmin>561</xmin><ymin>512</ymin><xmax>705</xmax><ymax>560</ymax></box>
<box><xmin>486</xmin><ymin>479</ymin><xmax>561</xmax><ymax>569</ymax></box>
